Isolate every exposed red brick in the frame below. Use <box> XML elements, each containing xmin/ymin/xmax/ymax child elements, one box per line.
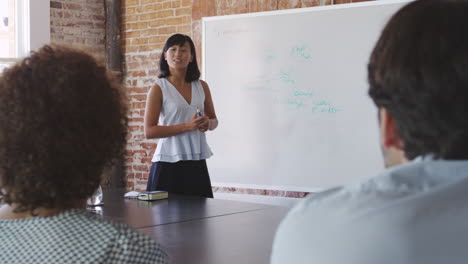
<box><xmin>141</xmin><ymin>157</ymin><xmax>153</xmax><ymax>164</ymax></box>
<box><xmin>130</xmin><ymin>70</ymin><xmax>147</xmax><ymax>77</ymax></box>
<box><xmin>124</xmin><ymin>14</ymin><xmax>139</xmax><ymax>23</ymax></box>
<box><xmin>176</xmin><ymin>7</ymin><xmax>192</xmax><ymax>16</ymax></box>
<box><xmin>50</xmin><ymin>0</ymin><xmax>105</xmax><ymax>57</ymax></box>
<box><xmin>50</xmin><ymin>1</ymin><xmax>62</xmax><ymax>9</ymax></box>
<box><xmin>131</xmin><ymin>102</ymin><xmax>146</xmax><ymax>109</ymax></box>
<box><xmin>132</xmin><ymin>94</ymin><xmax>147</xmax><ymax>101</ymax></box>
<box><xmin>127</xmin><ymin>181</ymin><xmax>134</xmax><ymax>188</ymax></box>
<box><xmin>278</xmin><ymin>0</ymin><xmax>300</xmax><ymax>9</ymax></box>
<box><xmin>124</xmin><ymin>31</ymin><xmax>141</xmax><ymax>39</ymax></box>
<box><xmin>138</xmin><ymin>45</ymin><xmax>161</xmax><ymax>52</ymax></box>
<box><xmin>125</xmin><ymin>7</ymin><xmax>136</xmax><ymax>15</ymax></box>
<box><xmin>247</xmin><ymin>0</ymin><xmax>277</xmax><ymax>12</ymax></box>
<box><xmin>302</xmin><ymin>0</ymin><xmax>332</xmax><ymax>7</ymax></box>
<box><xmin>127</xmin><ymin>150</ymin><xmax>148</xmax><ymax>156</ymax></box>
<box><xmin>334</xmin><ymin>0</ymin><xmax>373</xmax><ymax>3</ymax></box>
<box><xmin>133</xmin><ymin>165</ymin><xmax>149</xmax><ymax>172</ymax></box>
<box><xmin>130</xmin><ymin>117</ymin><xmax>144</xmax><ymax>123</ymax></box>
<box><xmin>171</xmin><ymin>0</ymin><xmax>181</xmax><ymax>8</ymax></box>
<box><xmin>130</xmin><ymin>86</ymin><xmax>150</xmax><ymax>94</ymax></box>
<box><xmin>64</xmin><ymin>3</ymin><xmax>83</xmax><ymax>11</ymax></box>
<box><xmin>176</xmin><ymin>24</ymin><xmax>191</xmax><ymax>34</ymax></box>
<box><xmin>124</xmin><ymin>0</ymin><xmax>139</xmax><ymax>7</ymax></box>
<box><xmin>157</xmin><ymin>26</ymin><xmax>177</xmax><ymax>35</ymax></box>
<box><xmin>140</xmin><ymin>143</ymin><xmax>157</xmax><ymax>150</ymax></box>
<box><xmin>182</xmin><ymin>0</ymin><xmax>192</xmax><ymax>7</ymax></box>
<box><xmin>136</xmin><ymin>180</ymin><xmax>148</xmax><ymax>187</ymax></box>
<box><xmin>140</xmin><ymin>0</ymin><xmax>154</xmax><ymax>5</ymax></box>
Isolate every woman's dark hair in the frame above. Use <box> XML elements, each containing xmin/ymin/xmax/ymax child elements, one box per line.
<box><xmin>368</xmin><ymin>0</ymin><xmax>468</xmax><ymax>160</ymax></box>
<box><xmin>0</xmin><ymin>45</ymin><xmax>128</xmax><ymax>213</ymax></box>
<box><xmin>158</xmin><ymin>33</ymin><xmax>200</xmax><ymax>82</ymax></box>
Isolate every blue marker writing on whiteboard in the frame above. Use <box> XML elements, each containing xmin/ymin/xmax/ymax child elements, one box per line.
<box><xmin>197</xmin><ymin>108</ymin><xmax>202</xmax><ymax>117</ymax></box>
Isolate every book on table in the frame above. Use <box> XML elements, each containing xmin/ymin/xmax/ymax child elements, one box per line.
<box><xmin>137</xmin><ymin>191</ymin><xmax>168</xmax><ymax>201</ymax></box>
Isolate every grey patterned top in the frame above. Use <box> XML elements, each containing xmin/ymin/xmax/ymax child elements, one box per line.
<box><xmin>0</xmin><ymin>209</ymin><xmax>169</xmax><ymax>264</ymax></box>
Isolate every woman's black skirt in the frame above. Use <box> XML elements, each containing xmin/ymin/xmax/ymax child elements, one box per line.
<box><xmin>146</xmin><ymin>160</ymin><xmax>213</xmax><ymax>198</ymax></box>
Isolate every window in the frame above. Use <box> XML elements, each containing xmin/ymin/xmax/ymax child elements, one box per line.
<box><xmin>0</xmin><ymin>0</ymin><xmax>50</xmax><ymax>72</ymax></box>
<box><xmin>0</xmin><ymin>0</ymin><xmax>15</xmax><ymax>71</ymax></box>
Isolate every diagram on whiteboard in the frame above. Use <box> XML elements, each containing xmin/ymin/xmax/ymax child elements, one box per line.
<box><xmin>245</xmin><ymin>45</ymin><xmax>341</xmax><ymax>114</ymax></box>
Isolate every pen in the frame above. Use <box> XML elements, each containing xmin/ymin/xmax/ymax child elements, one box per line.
<box><xmin>197</xmin><ymin>108</ymin><xmax>202</xmax><ymax>117</ymax></box>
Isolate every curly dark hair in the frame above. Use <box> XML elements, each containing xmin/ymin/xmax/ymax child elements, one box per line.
<box><xmin>158</xmin><ymin>33</ymin><xmax>200</xmax><ymax>82</ymax></box>
<box><xmin>368</xmin><ymin>0</ymin><xmax>468</xmax><ymax>160</ymax></box>
<box><xmin>0</xmin><ymin>45</ymin><xmax>128</xmax><ymax>213</ymax></box>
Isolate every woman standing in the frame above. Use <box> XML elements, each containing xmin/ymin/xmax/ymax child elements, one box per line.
<box><xmin>145</xmin><ymin>34</ymin><xmax>218</xmax><ymax>198</ymax></box>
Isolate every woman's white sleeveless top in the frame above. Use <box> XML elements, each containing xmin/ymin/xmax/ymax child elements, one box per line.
<box><xmin>151</xmin><ymin>78</ymin><xmax>213</xmax><ymax>163</ymax></box>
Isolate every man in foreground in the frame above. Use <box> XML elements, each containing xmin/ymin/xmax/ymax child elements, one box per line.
<box><xmin>271</xmin><ymin>1</ymin><xmax>468</xmax><ymax>263</ymax></box>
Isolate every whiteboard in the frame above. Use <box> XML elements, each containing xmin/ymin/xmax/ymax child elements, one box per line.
<box><xmin>202</xmin><ymin>0</ymin><xmax>411</xmax><ymax>192</ymax></box>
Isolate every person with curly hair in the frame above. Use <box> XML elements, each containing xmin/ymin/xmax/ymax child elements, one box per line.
<box><xmin>0</xmin><ymin>45</ymin><xmax>169</xmax><ymax>264</ymax></box>
<box><xmin>271</xmin><ymin>0</ymin><xmax>468</xmax><ymax>263</ymax></box>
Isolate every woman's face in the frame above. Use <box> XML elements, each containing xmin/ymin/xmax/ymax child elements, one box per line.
<box><xmin>164</xmin><ymin>41</ymin><xmax>193</xmax><ymax>71</ymax></box>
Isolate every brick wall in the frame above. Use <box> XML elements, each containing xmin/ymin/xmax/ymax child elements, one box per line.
<box><xmin>49</xmin><ymin>0</ymin><xmax>117</xmax><ymax>187</ymax></box>
<box><xmin>123</xmin><ymin>0</ymin><xmax>373</xmax><ymax>192</ymax></box>
<box><xmin>122</xmin><ymin>0</ymin><xmax>193</xmax><ymax>191</ymax></box>
<box><xmin>50</xmin><ymin>0</ymin><xmax>106</xmax><ymax>57</ymax></box>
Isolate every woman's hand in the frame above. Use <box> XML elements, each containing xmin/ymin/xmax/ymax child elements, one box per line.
<box><xmin>198</xmin><ymin>117</ymin><xmax>209</xmax><ymax>132</ymax></box>
<box><xmin>186</xmin><ymin>112</ymin><xmax>208</xmax><ymax>131</ymax></box>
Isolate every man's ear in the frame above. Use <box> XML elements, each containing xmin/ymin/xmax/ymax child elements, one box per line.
<box><xmin>380</xmin><ymin>108</ymin><xmax>403</xmax><ymax>150</ymax></box>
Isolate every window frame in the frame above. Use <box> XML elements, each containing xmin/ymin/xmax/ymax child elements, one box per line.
<box><xmin>0</xmin><ymin>0</ymin><xmax>50</xmax><ymax>69</ymax></box>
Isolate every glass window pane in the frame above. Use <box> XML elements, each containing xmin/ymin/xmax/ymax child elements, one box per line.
<box><xmin>0</xmin><ymin>0</ymin><xmax>16</xmax><ymax>58</ymax></box>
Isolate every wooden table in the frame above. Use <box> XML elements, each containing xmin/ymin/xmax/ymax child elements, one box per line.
<box><xmin>98</xmin><ymin>189</ymin><xmax>290</xmax><ymax>264</ymax></box>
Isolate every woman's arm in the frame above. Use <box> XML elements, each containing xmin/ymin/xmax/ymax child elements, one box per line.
<box><xmin>144</xmin><ymin>84</ymin><xmax>205</xmax><ymax>139</ymax></box>
<box><xmin>200</xmin><ymin>80</ymin><xmax>218</xmax><ymax>131</ymax></box>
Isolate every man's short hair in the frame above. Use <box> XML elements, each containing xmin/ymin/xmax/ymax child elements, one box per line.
<box><xmin>368</xmin><ymin>0</ymin><xmax>468</xmax><ymax>160</ymax></box>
